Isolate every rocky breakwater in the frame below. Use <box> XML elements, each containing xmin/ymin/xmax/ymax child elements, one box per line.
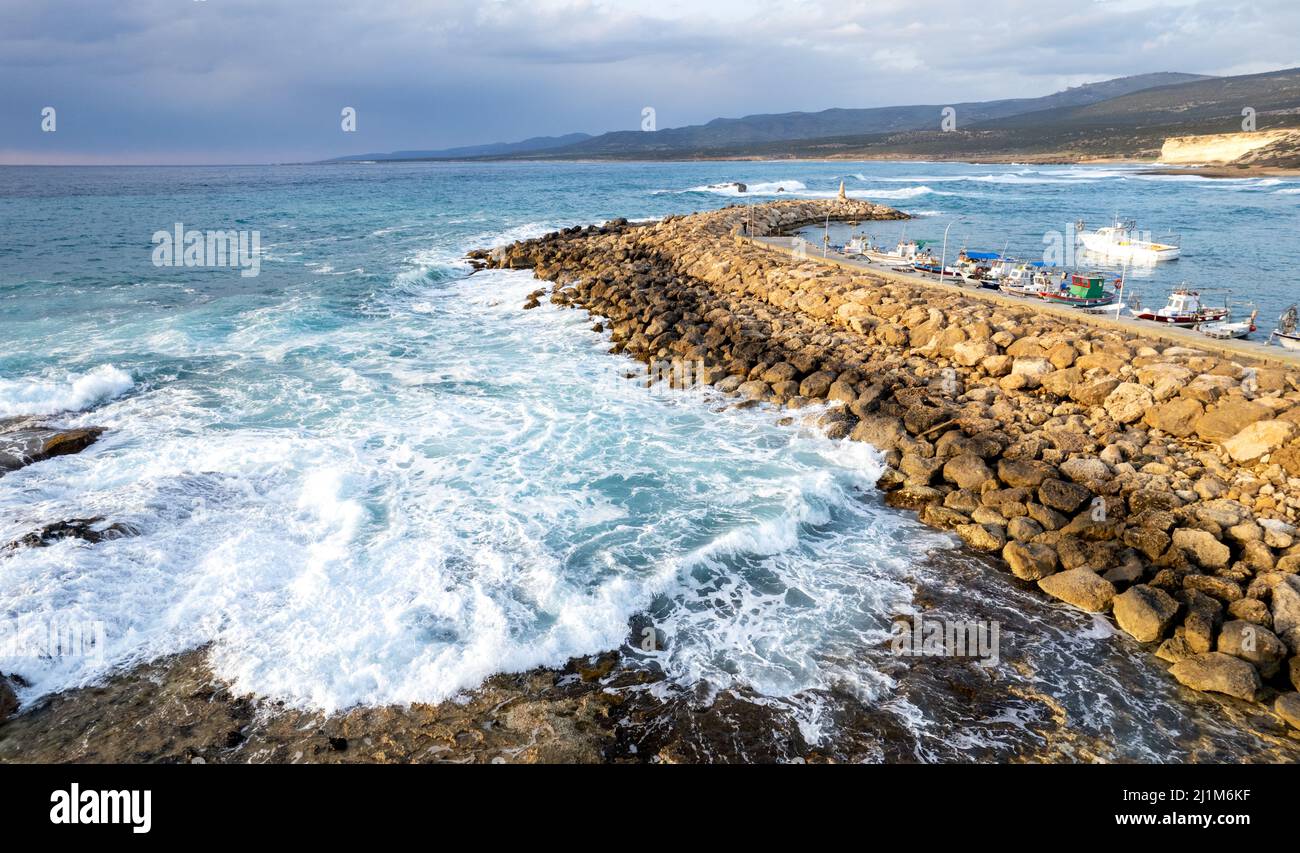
<box><xmin>473</xmin><ymin>197</ymin><xmax>1300</xmax><ymax>736</ymax></box>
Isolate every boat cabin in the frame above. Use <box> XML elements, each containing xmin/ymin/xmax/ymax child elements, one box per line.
<box><xmin>1166</xmin><ymin>289</ymin><xmax>1201</xmax><ymax>315</ymax></box>
<box><xmin>1067</xmin><ymin>273</ymin><xmax>1108</xmax><ymax>299</ymax></box>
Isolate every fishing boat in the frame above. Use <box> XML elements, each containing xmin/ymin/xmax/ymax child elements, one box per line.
<box><xmin>861</xmin><ymin>238</ymin><xmax>924</xmax><ymax>265</ymax></box>
<box><xmin>910</xmin><ymin>250</ymin><xmax>964</xmax><ymax>282</ymax></box>
<box><xmin>955</xmin><ymin>250</ymin><xmax>1014</xmax><ymax>289</ymax></box>
<box><xmin>997</xmin><ymin>262</ymin><xmax>1056</xmax><ymax>298</ymax></box>
<box><xmin>1077</xmin><ymin>218</ymin><xmax>1181</xmax><ymax>263</ymax></box>
<box><xmin>1199</xmin><ymin>308</ymin><xmax>1257</xmax><ymax>340</ymax></box>
<box><xmin>1271</xmin><ymin>305</ymin><xmax>1300</xmax><ymax>350</ymax></box>
<box><xmin>1038</xmin><ymin>272</ymin><xmax>1121</xmax><ymax>309</ymax></box>
<box><xmin>1129</xmin><ymin>288</ymin><xmax>1229</xmax><ymax>326</ymax></box>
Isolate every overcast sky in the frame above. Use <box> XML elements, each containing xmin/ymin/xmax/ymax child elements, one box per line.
<box><xmin>1</xmin><ymin>0</ymin><xmax>1296</xmax><ymax>164</ymax></box>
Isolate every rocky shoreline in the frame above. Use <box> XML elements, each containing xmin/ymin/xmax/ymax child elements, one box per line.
<box><xmin>471</xmin><ymin>197</ymin><xmax>1300</xmax><ymax>737</ymax></box>
<box><xmin>4</xmin><ymin>196</ymin><xmax>1300</xmax><ymax>761</ymax></box>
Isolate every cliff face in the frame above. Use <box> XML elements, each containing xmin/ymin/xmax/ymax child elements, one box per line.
<box><xmin>1161</xmin><ymin>129</ymin><xmax>1300</xmax><ymax>165</ymax></box>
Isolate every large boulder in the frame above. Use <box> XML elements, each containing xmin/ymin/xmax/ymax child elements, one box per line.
<box><xmin>943</xmin><ymin>454</ymin><xmax>993</xmax><ymax>490</ymax></box>
<box><xmin>952</xmin><ymin>340</ymin><xmax>998</xmax><ymax>367</ymax></box>
<box><xmin>1171</xmin><ymin>528</ymin><xmax>1230</xmax><ymax>570</ymax></box>
<box><xmin>957</xmin><ymin>523</ymin><xmax>1006</xmax><ymax>553</ymax></box>
<box><xmin>1038</xmin><ymin>568</ymin><xmax>1116</xmax><ymax>612</ymax></box>
<box><xmin>1194</xmin><ymin>398</ymin><xmax>1270</xmax><ymax>442</ymax></box>
<box><xmin>1039</xmin><ymin>367</ymin><xmax>1081</xmax><ymax>397</ymax></box>
<box><xmin>1169</xmin><ymin>652</ymin><xmax>1261</xmax><ymax>701</ymax></box>
<box><xmin>998</xmin><ymin>459</ymin><xmax>1057</xmax><ymax>489</ymax></box>
<box><xmin>1273</xmin><ymin>575</ymin><xmax>1300</xmax><ymax>653</ymax></box>
<box><xmin>1221</xmin><ymin>420</ymin><xmax>1297</xmax><ymax>463</ymax></box>
<box><xmin>1002</xmin><ymin>540</ymin><xmax>1058</xmax><ymax>580</ymax></box>
<box><xmin>798</xmin><ymin>371</ymin><xmax>835</xmax><ymax>399</ymax></box>
<box><xmin>1070</xmin><ymin>377</ymin><xmax>1121</xmax><ymax>406</ymax></box>
<box><xmin>850</xmin><ymin>414</ymin><xmax>907</xmax><ymax>450</ymax></box>
<box><xmin>1103</xmin><ymin>383</ymin><xmax>1154</xmax><ymax>424</ymax></box>
<box><xmin>1038</xmin><ymin>478</ymin><xmax>1091</xmax><ymax>513</ymax></box>
<box><xmin>1217</xmin><ymin>620</ymin><xmax>1288</xmax><ymax>677</ymax></box>
<box><xmin>1277</xmin><ymin>693</ymin><xmax>1300</xmax><ymax>730</ymax></box>
<box><xmin>1137</xmin><ymin>363</ymin><xmax>1194</xmax><ymax>401</ymax></box>
<box><xmin>1113</xmin><ymin>584</ymin><xmax>1180</xmax><ymax>642</ymax></box>
<box><xmin>1143</xmin><ymin>398</ymin><xmax>1204</xmax><ymax>437</ymax></box>
<box><xmin>1183</xmin><ymin>590</ymin><xmax>1223</xmax><ymax>654</ymax></box>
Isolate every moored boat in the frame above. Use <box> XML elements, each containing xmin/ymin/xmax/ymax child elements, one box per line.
<box><xmin>1038</xmin><ymin>272</ymin><xmax>1121</xmax><ymax>308</ymax></box>
<box><xmin>859</xmin><ymin>238</ymin><xmax>924</xmax><ymax>265</ymax></box>
<box><xmin>1271</xmin><ymin>305</ymin><xmax>1300</xmax><ymax>350</ymax></box>
<box><xmin>1078</xmin><ymin>218</ymin><xmax>1181</xmax><ymax>263</ymax></box>
<box><xmin>955</xmin><ymin>250</ymin><xmax>1014</xmax><ymax>289</ymax></box>
<box><xmin>997</xmin><ymin>262</ymin><xmax>1056</xmax><ymax>298</ymax></box>
<box><xmin>1130</xmin><ymin>288</ymin><xmax>1229</xmax><ymax>326</ymax></box>
<box><xmin>1199</xmin><ymin>309</ymin><xmax>1257</xmax><ymax>340</ymax></box>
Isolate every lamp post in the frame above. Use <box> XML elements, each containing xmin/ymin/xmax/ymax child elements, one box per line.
<box><xmin>939</xmin><ymin>220</ymin><xmax>955</xmax><ymax>283</ymax></box>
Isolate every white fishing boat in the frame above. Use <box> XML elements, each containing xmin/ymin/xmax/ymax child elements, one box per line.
<box><xmin>1271</xmin><ymin>305</ymin><xmax>1300</xmax><ymax>350</ymax></box>
<box><xmin>1199</xmin><ymin>309</ymin><xmax>1257</xmax><ymax>340</ymax></box>
<box><xmin>997</xmin><ymin>263</ymin><xmax>1056</xmax><ymax>298</ymax></box>
<box><xmin>858</xmin><ymin>238</ymin><xmax>924</xmax><ymax>265</ymax></box>
<box><xmin>955</xmin><ymin>250</ymin><xmax>1014</xmax><ymax>289</ymax></box>
<box><xmin>1130</xmin><ymin>288</ymin><xmax>1228</xmax><ymax>326</ymax></box>
<box><xmin>1078</xmin><ymin>218</ymin><xmax>1181</xmax><ymax>263</ymax></box>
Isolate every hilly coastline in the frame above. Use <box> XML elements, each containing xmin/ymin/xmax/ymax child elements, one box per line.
<box><xmin>330</xmin><ymin>68</ymin><xmax>1300</xmax><ymax>168</ymax></box>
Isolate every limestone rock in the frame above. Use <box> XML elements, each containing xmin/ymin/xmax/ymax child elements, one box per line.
<box><xmin>1143</xmin><ymin>398</ymin><xmax>1203</xmax><ymax>437</ymax></box>
<box><xmin>943</xmin><ymin>453</ymin><xmax>993</xmax><ymax>490</ymax></box>
<box><xmin>1103</xmin><ymin>383</ymin><xmax>1154</xmax><ymax>424</ymax></box>
<box><xmin>1003</xmin><ymin>540</ymin><xmax>1058</xmax><ymax>581</ymax></box>
<box><xmin>1194</xmin><ymin>399</ymin><xmax>1270</xmax><ymax>442</ymax></box>
<box><xmin>1216</xmin><ymin>620</ymin><xmax>1288</xmax><ymax>677</ymax></box>
<box><xmin>1038</xmin><ymin>478</ymin><xmax>1091</xmax><ymax>513</ymax></box>
<box><xmin>1037</xmin><ymin>568</ymin><xmax>1116</xmax><ymax>612</ymax></box>
<box><xmin>1169</xmin><ymin>652</ymin><xmax>1261</xmax><ymax>701</ymax></box>
<box><xmin>1171</xmin><ymin>528</ymin><xmax>1230</xmax><ymax>570</ymax></box>
<box><xmin>998</xmin><ymin>459</ymin><xmax>1057</xmax><ymax>489</ymax></box>
<box><xmin>956</xmin><ymin>523</ymin><xmax>1006</xmax><ymax>553</ymax></box>
<box><xmin>1277</xmin><ymin>693</ymin><xmax>1300</xmax><ymax>730</ymax></box>
<box><xmin>1113</xmin><ymin>584</ymin><xmax>1180</xmax><ymax>643</ymax></box>
<box><xmin>1222</xmin><ymin>419</ymin><xmax>1297</xmax><ymax>463</ymax></box>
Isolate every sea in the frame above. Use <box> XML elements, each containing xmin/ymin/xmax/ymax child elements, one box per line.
<box><xmin>1</xmin><ymin>161</ymin><xmax>1298</xmax><ymax>761</ymax></box>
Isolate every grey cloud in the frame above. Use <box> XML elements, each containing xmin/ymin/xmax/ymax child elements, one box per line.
<box><xmin>1</xmin><ymin>0</ymin><xmax>1296</xmax><ymax>163</ymax></box>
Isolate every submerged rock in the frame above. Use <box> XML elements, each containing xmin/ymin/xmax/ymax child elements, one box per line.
<box><xmin>0</xmin><ymin>422</ymin><xmax>104</xmax><ymax>474</ymax></box>
<box><xmin>3</xmin><ymin>518</ymin><xmax>139</xmax><ymax>552</ymax></box>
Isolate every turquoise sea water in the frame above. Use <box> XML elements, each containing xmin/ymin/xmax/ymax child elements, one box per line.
<box><xmin>1</xmin><ymin>162</ymin><xmax>1297</xmax><ymax>759</ymax></box>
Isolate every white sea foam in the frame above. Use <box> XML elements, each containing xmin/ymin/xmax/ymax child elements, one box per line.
<box><xmin>0</xmin><ymin>263</ymin><xmax>949</xmax><ymax>714</ymax></box>
<box><xmin>0</xmin><ymin>365</ymin><xmax>134</xmax><ymax>417</ymax></box>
